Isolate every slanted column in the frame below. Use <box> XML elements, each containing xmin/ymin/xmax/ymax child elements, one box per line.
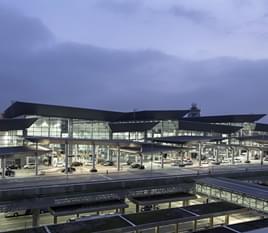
<box><xmin>91</xmin><ymin>144</ymin><xmax>97</xmax><ymax>172</ymax></box>
<box><xmin>32</xmin><ymin>208</ymin><xmax>40</xmax><ymax>227</ymax></box>
<box><xmin>117</xmin><ymin>146</ymin><xmax>120</xmax><ymax>171</ymax></box>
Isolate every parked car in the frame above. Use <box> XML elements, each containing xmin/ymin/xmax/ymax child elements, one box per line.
<box><xmin>7</xmin><ymin>164</ymin><xmax>20</xmax><ymax>169</ymax></box>
<box><xmin>126</xmin><ymin>159</ymin><xmax>135</xmax><ymax>165</ymax></box>
<box><xmin>61</xmin><ymin>167</ymin><xmax>76</xmax><ymax>173</ymax></box>
<box><xmin>55</xmin><ymin>161</ymin><xmax>65</xmax><ymax>167</ymax></box>
<box><xmin>0</xmin><ymin>169</ymin><xmax>15</xmax><ymax>177</ymax></box>
<box><xmin>71</xmin><ymin>161</ymin><xmax>83</xmax><ymax>167</ymax></box>
<box><xmin>84</xmin><ymin>161</ymin><xmax>93</xmax><ymax>166</ymax></box>
<box><xmin>130</xmin><ymin>163</ymin><xmax>145</xmax><ymax>169</ymax></box>
<box><xmin>102</xmin><ymin>161</ymin><xmax>114</xmax><ymax>166</ymax></box>
<box><xmin>23</xmin><ymin>163</ymin><xmax>35</xmax><ymax>169</ymax></box>
<box><xmin>4</xmin><ymin>209</ymin><xmax>31</xmax><ymax>217</ymax></box>
<box><xmin>141</xmin><ymin>205</ymin><xmax>153</xmax><ymax>212</ymax></box>
<box><xmin>5</xmin><ymin>209</ymin><xmax>47</xmax><ymax>218</ymax></box>
<box><xmin>183</xmin><ymin>159</ymin><xmax>193</xmax><ymax>166</ymax></box>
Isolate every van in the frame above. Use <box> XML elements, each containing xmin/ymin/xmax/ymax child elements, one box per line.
<box><xmin>4</xmin><ymin>209</ymin><xmax>31</xmax><ymax>217</ymax></box>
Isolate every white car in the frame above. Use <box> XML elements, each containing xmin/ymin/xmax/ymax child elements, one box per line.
<box><xmin>23</xmin><ymin>163</ymin><xmax>35</xmax><ymax>169</ymax></box>
<box><xmin>56</xmin><ymin>161</ymin><xmax>65</xmax><ymax>167</ymax></box>
<box><xmin>84</xmin><ymin>161</ymin><xmax>93</xmax><ymax>166</ymax></box>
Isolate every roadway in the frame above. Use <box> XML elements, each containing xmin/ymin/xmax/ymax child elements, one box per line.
<box><xmin>0</xmin><ymin>164</ymin><xmax>267</xmax><ymax>191</ymax></box>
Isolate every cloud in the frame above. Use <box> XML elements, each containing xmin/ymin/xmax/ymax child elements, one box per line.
<box><xmin>169</xmin><ymin>5</ymin><xmax>214</xmax><ymax>24</ymax></box>
<box><xmin>0</xmin><ymin>5</ymin><xmax>54</xmax><ymax>53</ymax></box>
<box><xmin>0</xmin><ymin>4</ymin><xmax>267</xmax><ymax>120</ymax></box>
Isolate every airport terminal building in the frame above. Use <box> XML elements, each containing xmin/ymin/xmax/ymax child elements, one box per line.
<box><xmin>0</xmin><ymin>101</ymin><xmax>268</xmax><ymax>176</ymax></box>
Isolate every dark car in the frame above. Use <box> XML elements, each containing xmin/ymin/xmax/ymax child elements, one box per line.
<box><xmin>7</xmin><ymin>164</ymin><xmax>20</xmax><ymax>169</ymax></box>
<box><xmin>130</xmin><ymin>163</ymin><xmax>145</xmax><ymax>169</ymax></box>
<box><xmin>71</xmin><ymin>161</ymin><xmax>83</xmax><ymax>167</ymax></box>
<box><xmin>61</xmin><ymin>167</ymin><xmax>76</xmax><ymax>173</ymax></box>
<box><xmin>0</xmin><ymin>169</ymin><xmax>15</xmax><ymax>177</ymax></box>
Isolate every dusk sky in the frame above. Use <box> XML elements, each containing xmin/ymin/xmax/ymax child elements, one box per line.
<box><xmin>1</xmin><ymin>0</ymin><xmax>268</xmax><ymax>118</ymax></box>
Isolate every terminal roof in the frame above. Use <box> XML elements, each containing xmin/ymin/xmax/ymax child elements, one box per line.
<box><xmin>150</xmin><ymin>136</ymin><xmax>225</xmax><ymax>144</ymax></box>
<box><xmin>129</xmin><ymin>192</ymin><xmax>196</xmax><ymax>205</ymax></box>
<box><xmin>0</xmin><ymin>118</ymin><xmax>37</xmax><ymax>131</ymax></box>
<box><xmin>178</xmin><ymin>120</ymin><xmax>242</xmax><ymax>134</ymax></box>
<box><xmin>186</xmin><ymin>114</ymin><xmax>266</xmax><ymax>123</ymax></box>
<box><xmin>109</xmin><ymin>122</ymin><xmax>158</xmax><ymax>132</ymax></box>
<box><xmin>3</xmin><ymin>101</ymin><xmax>189</xmax><ymax>122</ymax></box>
<box><xmin>255</xmin><ymin>123</ymin><xmax>268</xmax><ymax>132</ymax></box>
<box><xmin>50</xmin><ymin>200</ymin><xmax>128</xmax><ymax>217</ymax></box>
<box><xmin>235</xmin><ymin>135</ymin><xmax>268</xmax><ymax>144</ymax></box>
<box><xmin>197</xmin><ymin>177</ymin><xmax>268</xmax><ymax>201</ymax></box>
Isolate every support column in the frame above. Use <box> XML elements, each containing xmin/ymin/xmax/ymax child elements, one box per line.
<box><xmin>198</xmin><ymin>143</ymin><xmax>202</xmax><ymax>167</ymax></box>
<box><xmin>65</xmin><ymin>142</ymin><xmax>69</xmax><ymax>175</ymax></box>
<box><xmin>174</xmin><ymin>223</ymin><xmax>179</xmax><ymax>233</ymax></box>
<box><xmin>209</xmin><ymin>216</ymin><xmax>214</xmax><ymax>227</ymax></box>
<box><xmin>246</xmin><ymin>150</ymin><xmax>250</xmax><ymax>163</ymax></box>
<box><xmin>215</xmin><ymin>143</ymin><xmax>219</xmax><ymax>163</ymax></box>
<box><xmin>231</xmin><ymin>148</ymin><xmax>235</xmax><ymax>165</ymax></box>
<box><xmin>121</xmin><ymin>208</ymin><xmax>125</xmax><ymax>214</ymax></box>
<box><xmin>1</xmin><ymin>157</ymin><xmax>5</xmax><ymax>179</ymax></box>
<box><xmin>169</xmin><ymin>202</ymin><xmax>172</xmax><ymax>208</ymax></box>
<box><xmin>161</xmin><ymin>153</ymin><xmax>164</xmax><ymax>169</ymax></box>
<box><xmin>155</xmin><ymin>226</ymin><xmax>160</xmax><ymax>233</ymax></box>
<box><xmin>35</xmin><ymin>142</ymin><xmax>38</xmax><ymax>176</ymax></box>
<box><xmin>53</xmin><ymin>216</ymin><xmax>57</xmax><ymax>224</ymax></box>
<box><xmin>32</xmin><ymin>208</ymin><xmax>40</xmax><ymax>227</ymax></box>
<box><xmin>225</xmin><ymin>214</ymin><xmax>229</xmax><ymax>225</ymax></box>
<box><xmin>193</xmin><ymin>220</ymin><xmax>197</xmax><ymax>231</ymax></box>
<box><xmin>183</xmin><ymin>200</ymin><xmax>189</xmax><ymax>207</ymax></box>
<box><xmin>91</xmin><ymin>144</ymin><xmax>97</xmax><ymax>172</ymax></box>
<box><xmin>136</xmin><ymin>204</ymin><xmax>139</xmax><ymax>213</ymax></box>
<box><xmin>117</xmin><ymin>146</ymin><xmax>120</xmax><ymax>171</ymax></box>
<box><xmin>140</xmin><ymin>153</ymin><xmax>143</xmax><ymax>168</ymax></box>
<box><xmin>261</xmin><ymin>149</ymin><xmax>264</xmax><ymax>165</ymax></box>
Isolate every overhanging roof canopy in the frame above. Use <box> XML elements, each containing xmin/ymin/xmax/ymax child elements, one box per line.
<box><xmin>3</xmin><ymin>101</ymin><xmax>189</xmax><ymax>122</ymax></box>
<box><xmin>178</xmin><ymin>120</ymin><xmax>242</xmax><ymax>134</ymax></box>
<box><xmin>235</xmin><ymin>135</ymin><xmax>268</xmax><ymax>144</ymax></box>
<box><xmin>185</xmin><ymin>114</ymin><xmax>266</xmax><ymax>123</ymax></box>
<box><xmin>0</xmin><ymin>118</ymin><xmax>37</xmax><ymax>131</ymax></box>
<box><xmin>4</xmin><ymin>101</ymin><xmax>123</xmax><ymax>122</ymax></box>
<box><xmin>109</xmin><ymin>122</ymin><xmax>159</xmax><ymax>133</ymax></box>
<box><xmin>255</xmin><ymin>123</ymin><xmax>268</xmax><ymax>132</ymax></box>
<box><xmin>23</xmin><ymin>136</ymin><xmax>179</xmax><ymax>153</ymax></box>
<box><xmin>150</xmin><ymin>136</ymin><xmax>225</xmax><ymax>144</ymax></box>
<box><xmin>116</xmin><ymin>110</ymin><xmax>189</xmax><ymax>121</ymax></box>
<box><xmin>0</xmin><ymin>145</ymin><xmax>51</xmax><ymax>157</ymax></box>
